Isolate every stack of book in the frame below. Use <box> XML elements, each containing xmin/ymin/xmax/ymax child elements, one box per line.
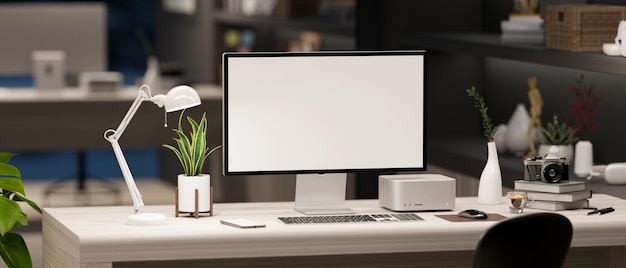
<box><xmin>500</xmin><ymin>14</ymin><xmax>544</xmax><ymax>43</ymax></box>
<box><xmin>514</xmin><ymin>180</ymin><xmax>591</xmax><ymax>211</ymax></box>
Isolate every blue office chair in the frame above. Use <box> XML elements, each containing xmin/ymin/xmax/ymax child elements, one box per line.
<box><xmin>473</xmin><ymin>212</ymin><xmax>573</xmax><ymax>268</ymax></box>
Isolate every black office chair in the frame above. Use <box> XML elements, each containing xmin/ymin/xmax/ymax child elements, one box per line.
<box><xmin>473</xmin><ymin>212</ymin><xmax>573</xmax><ymax>268</ymax></box>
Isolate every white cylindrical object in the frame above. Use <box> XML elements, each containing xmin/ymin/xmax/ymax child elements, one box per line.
<box><xmin>477</xmin><ymin>142</ymin><xmax>503</xmax><ymax>205</ymax></box>
<box><xmin>605</xmin><ymin>163</ymin><xmax>626</xmax><ymax>185</ymax></box>
<box><xmin>178</xmin><ymin>174</ymin><xmax>211</xmax><ymax>213</ymax></box>
<box><xmin>574</xmin><ymin>141</ymin><xmax>593</xmax><ymax>178</ymax></box>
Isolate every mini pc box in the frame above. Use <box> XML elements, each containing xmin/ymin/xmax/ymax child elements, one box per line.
<box><xmin>379</xmin><ymin>174</ymin><xmax>455</xmax><ymax>211</ymax></box>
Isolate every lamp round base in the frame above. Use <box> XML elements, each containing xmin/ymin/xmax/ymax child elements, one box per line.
<box><xmin>126</xmin><ymin>213</ymin><xmax>167</xmax><ymax>226</ymax></box>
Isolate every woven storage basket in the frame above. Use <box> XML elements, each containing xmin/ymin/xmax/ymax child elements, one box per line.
<box><xmin>546</xmin><ymin>4</ymin><xmax>626</xmax><ymax>51</ymax></box>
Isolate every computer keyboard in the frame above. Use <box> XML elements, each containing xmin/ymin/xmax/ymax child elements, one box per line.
<box><xmin>277</xmin><ymin>213</ymin><xmax>424</xmax><ymax>224</ymax></box>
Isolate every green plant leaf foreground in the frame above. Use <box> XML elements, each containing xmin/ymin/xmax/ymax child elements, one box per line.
<box><xmin>0</xmin><ymin>232</ymin><xmax>32</xmax><ymax>268</ymax></box>
<box><xmin>0</xmin><ymin>153</ymin><xmax>16</xmax><ymax>165</ymax></box>
<box><xmin>0</xmin><ymin>197</ymin><xmax>20</xmax><ymax>236</ymax></box>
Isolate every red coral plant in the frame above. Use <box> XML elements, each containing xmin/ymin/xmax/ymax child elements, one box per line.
<box><xmin>563</xmin><ymin>74</ymin><xmax>603</xmax><ymax>141</ymax></box>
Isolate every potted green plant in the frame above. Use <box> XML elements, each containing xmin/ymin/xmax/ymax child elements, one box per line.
<box><xmin>538</xmin><ymin>115</ymin><xmax>578</xmax><ymax>160</ymax></box>
<box><xmin>163</xmin><ymin>110</ymin><xmax>220</xmax><ymax>215</ymax></box>
<box><xmin>0</xmin><ymin>152</ymin><xmax>41</xmax><ymax>268</ymax></box>
<box><xmin>466</xmin><ymin>86</ymin><xmax>502</xmax><ymax>205</ymax></box>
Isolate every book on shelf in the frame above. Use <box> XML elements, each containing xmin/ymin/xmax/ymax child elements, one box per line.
<box><xmin>501</xmin><ymin>32</ymin><xmax>544</xmax><ymax>43</ymax></box>
<box><xmin>526</xmin><ymin>189</ymin><xmax>592</xmax><ymax>202</ymax></box>
<box><xmin>508</xmin><ymin>13</ymin><xmax>543</xmax><ymax>24</ymax></box>
<box><xmin>514</xmin><ymin>180</ymin><xmax>586</xmax><ymax>194</ymax></box>
<box><xmin>501</xmin><ymin>20</ymin><xmax>543</xmax><ymax>32</ymax></box>
<box><xmin>526</xmin><ymin>199</ymin><xmax>590</xmax><ymax>211</ymax></box>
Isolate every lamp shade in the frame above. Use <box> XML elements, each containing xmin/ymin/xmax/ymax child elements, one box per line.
<box><xmin>163</xmin><ymin>85</ymin><xmax>201</xmax><ymax>112</ymax></box>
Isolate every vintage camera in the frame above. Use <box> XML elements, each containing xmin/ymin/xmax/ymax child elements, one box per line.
<box><xmin>523</xmin><ymin>154</ymin><xmax>569</xmax><ymax>183</ymax></box>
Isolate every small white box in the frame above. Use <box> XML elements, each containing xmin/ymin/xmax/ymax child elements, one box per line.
<box><xmin>32</xmin><ymin>50</ymin><xmax>66</xmax><ymax>89</ymax></box>
<box><xmin>79</xmin><ymin>71</ymin><xmax>123</xmax><ymax>92</ymax></box>
<box><xmin>379</xmin><ymin>174</ymin><xmax>456</xmax><ymax>211</ymax></box>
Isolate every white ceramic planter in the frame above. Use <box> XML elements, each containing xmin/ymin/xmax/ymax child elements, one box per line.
<box><xmin>178</xmin><ymin>174</ymin><xmax>211</xmax><ymax>213</ymax></box>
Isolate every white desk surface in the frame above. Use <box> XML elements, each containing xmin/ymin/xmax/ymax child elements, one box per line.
<box><xmin>43</xmin><ymin>194</ymin><xmax>626</xmax><ymax>267</ymax></box>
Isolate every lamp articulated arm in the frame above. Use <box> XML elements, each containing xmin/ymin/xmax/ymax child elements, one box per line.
<box><xmin>103</xmin><ymin>85</ymin><xmax>155</xmax><ymax>213</ymax></box>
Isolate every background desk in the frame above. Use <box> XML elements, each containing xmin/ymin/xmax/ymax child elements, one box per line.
<box><xmin>43</xmin><ymin>194</ymin><xmax>626</xmax><ymax>268</ymax></box>
<box><xmin>0</xmin><ymin>84</ymin><xmax>222</xmax><ymax>151</ymax></box>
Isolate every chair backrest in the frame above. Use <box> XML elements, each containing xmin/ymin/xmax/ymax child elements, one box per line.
<box><xmin>473</xmin><ymin>212</ymin><xmax>573</xmax><ymax>268</ymax></box>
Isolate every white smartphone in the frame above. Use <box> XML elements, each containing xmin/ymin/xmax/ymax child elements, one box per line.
<box><xmin>220</xmin><ymin>219</ymin><xmax>266</xmax><ymax>228</ymax></box>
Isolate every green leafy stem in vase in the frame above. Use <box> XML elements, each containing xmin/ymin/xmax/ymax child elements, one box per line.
<box><xmin>163</xmin><ymin>110</ymin><xmax>221</xmax><ymax>177</ymax></box>
<box><xmin>466</xmin><ymin>86</ymin><xmax>495</xmax><ymax>142</ymax></box>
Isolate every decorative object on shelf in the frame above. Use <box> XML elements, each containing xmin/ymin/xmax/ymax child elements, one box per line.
<box><xmin>563</xmin><ymin>74</ymin><xmax>603</xmax><ymax>178</ymax></box>
<box><xmin>0</xmin><ymin>152</ymin><xmax>42</xmax><ymax>268</ymax></box>
<box><xmin>546</xmin><ymin>4</ymin><xmax>626</xmax><ymax>52</ymax></box>
<box><xmin>538</xmin><ymin>115</ymin><xmax>577</xmax><ymax>161</ymax></box>
<box><xmin>288</xmin><ymin>31</ymin><xmax>322</xmax><ymax>52</ymax></box>
<box><xmin>525</xmin><ymin>76</ymin><xmax>543</xmax><ymax>159</ymax></box>
<box><xmin>143</xmin><ymin>55</ymin><xmax>162</xmax><ymax>92</ymax></box>
<box><xmin>163</xmin><ymin>111</ymin><xmax>221</xmax><ymax>218</ymax></box>
<box><xmin>505</xmin><ymin>103</ymin><xmax>531</xmax><ymax>157</ymax></box>
<box><xmin>603</xmin><ymin>20</ymin><xmax>626</xmax><ymax>56</ymax></box>
<box><xmin>104</xmin><ymin>84</ymin><xmax>202</xmax><ymax>226</ymax></box>
<box><xmin>494</xmin><ymin>124</ymin><xmax>508</xmax><ymax>154</ymax></box>
<box><xmin>513</xmin><ymin>0</ymin><xmax>539</xmax><ymax>14</ymax></box>
<box><xmin>604</xmin><ymin>162</ymin><xmax>626</xmax><ymax>185</ymax></box>
<box><xmin>466</xmin><ymin>86</ymin><xmax>502</xmax><ymax>205</ymax></box>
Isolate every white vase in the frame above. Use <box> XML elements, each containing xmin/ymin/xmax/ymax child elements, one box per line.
<box><xmin>477</xmin><ymin>142</ymin><xmax>503</xmax><ymax>205</ymax></box>
<box><xmin>178</xmin><ymin>174</ymin><xmax>211</xmax><ymax>213</ymax></box>
<box><xmin>504</xmin><ymin>103</ymin><xmax>530</xmax><ymax>156</ymax></box>
<box><xmin>574</xmin><ymin>140</ymin><xmax>593</xmax><ymax>178</ymax></box>
<box><xmin>538</xmin><ymin>144</ymin><xmax>574</xmax><ymax>161</ymax></box>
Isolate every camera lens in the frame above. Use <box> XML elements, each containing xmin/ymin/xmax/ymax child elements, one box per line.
<box><xmin>542</xmin><ymin>163</ymin><xmax>565</xmax><ymax>183</ymax></box>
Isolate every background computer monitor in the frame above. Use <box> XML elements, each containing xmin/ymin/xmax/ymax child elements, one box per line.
<box><xmin>223</xmin><ymin>51</ymin><xmax>426</xmax><ymax>214</ymax></box>
<box><xmin>0</xmin><ymin>2</ymin><xmax>106</xmax><ymax>76</ymax></box>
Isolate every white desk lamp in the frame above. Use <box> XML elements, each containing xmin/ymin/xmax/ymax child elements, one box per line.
<box><xmin>104</xmin><ymin>84</ymin><xmax>201</xmax><ymax>226</ymax></box>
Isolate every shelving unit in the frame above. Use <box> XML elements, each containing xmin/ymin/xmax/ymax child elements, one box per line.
<box><xmin>213</xmin><ymin>11</ymin><xmax>354</xmax><ymax>36</ymax></box>
<box><xmin>403</xmin><ymin>32</ymin><xmax>626</xmax><ymax>76</ymax></box>
<box><xmin>210</xmin><ymin>7</ymin><xmax>355</xmax><ymax>82</ymax></box>
<box><xmin>212</xmin><ymin>8</ymin><xmax>355</xmax><ymax>54</ymax></box>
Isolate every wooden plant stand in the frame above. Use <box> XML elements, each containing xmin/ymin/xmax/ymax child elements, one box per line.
<box><xmin>175</xmin><ymin>186</ymin><xmax>213</xmax><ymax>218</ymax></box>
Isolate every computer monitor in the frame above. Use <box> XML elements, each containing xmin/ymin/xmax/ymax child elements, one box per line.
<box><xmin>0</xmin><ymin>3</ymin><xmax>106</xmax><ymax>76</ymax></box>
<box><xmin>223</xmin><ymin>51</ymin><xmax>426</xmax><ymax>214</ymax></box>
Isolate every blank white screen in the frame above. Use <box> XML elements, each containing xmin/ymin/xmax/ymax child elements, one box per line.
<box><xmin>224</xmin><ymin>51</ymin><xmax>425</xmax><ymax>174</ymax></box>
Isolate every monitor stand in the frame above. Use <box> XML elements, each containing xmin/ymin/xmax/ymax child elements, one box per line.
<box><xmin>294</xmin><ymin>173</ymin><xmax>355</xmax><ymax>215</ymax></box>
